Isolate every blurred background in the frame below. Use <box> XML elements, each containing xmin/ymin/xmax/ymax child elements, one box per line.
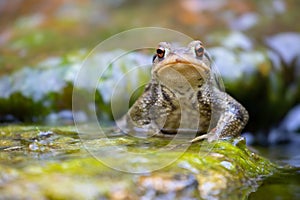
<box><xmin>0</xmin><ymin>1</ymin><xmax>299</xmax><ymax>199</ymax></box>
<box><xmin>0</xmin><ymin>0</ymin><xmax>299</xmax><ymax>146</ymax></box>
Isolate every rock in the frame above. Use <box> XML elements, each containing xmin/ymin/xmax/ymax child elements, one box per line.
<box><xmin>0</xmin><ymin>50</ymin><xmax>150</xmax><ymax>123</ymax></box>
<box><xmin>265</xmin><ymin>32</ymin><xmax>300</xmax><ymax>66</ymax></box>
<box><xmin>0</xmin><ymin>126</ymin><xmax>276</xmax><ymax>199</ymax></box>
<box><xmin>280</xmin><ymin>105</ymin><xmax>300</xmax><ymax>133</ymax></box>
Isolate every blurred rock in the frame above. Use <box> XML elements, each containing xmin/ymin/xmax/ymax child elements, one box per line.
<box><xmin>265</xmin><ymin>32</ymin><xmax>300</xmax><ymax>66</ymax></box>
<box><xmin>0</xmin><ymin>50</ymin><xmax>150</xmax><ymax>123</ymax></box>
<box><xmin>280</xmin><ymin>105</ymin><xmax>300</xmax><ymax>133</ymax></box>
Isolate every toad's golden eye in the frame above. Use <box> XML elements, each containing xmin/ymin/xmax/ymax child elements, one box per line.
<box><xmin>156</xmin><ymin>47</ymin><xmax>165</xmax><ymax>59</ymax></box>
<box><xmin>195</xmin><ymin>43</ymin><xmax>204</xmax><ymax>58</ymax></box>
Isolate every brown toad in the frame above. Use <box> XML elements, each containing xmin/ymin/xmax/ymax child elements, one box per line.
<box><xmin>118</xmin><ymin>41</ymin><xmax>249</xmax><ymax>142</ymax></box>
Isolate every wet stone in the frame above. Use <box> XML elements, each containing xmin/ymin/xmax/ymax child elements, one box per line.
<box><xmin>0</xmin><ymin>126</ymin><xmax>277</xmax><ymax>199</ymax></box>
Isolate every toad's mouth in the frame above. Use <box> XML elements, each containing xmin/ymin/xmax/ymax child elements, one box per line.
<box><xmin>154</xmin><ymin>60</ymin><xmax>210</xmax><ymax>89</ymax></box>
<box><xmin>157</xmin><ymin>58</ymin><xmax>209</xmax><ymax>71</ymax></box>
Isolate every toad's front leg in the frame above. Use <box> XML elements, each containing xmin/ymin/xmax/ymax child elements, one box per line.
<box><xmin>192</xmin><ymin>90</ymin><xmax>249</xmax><ymax>143</ymax></box>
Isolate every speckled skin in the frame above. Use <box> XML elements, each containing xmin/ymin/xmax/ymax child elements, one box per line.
<box><xmin>118</xmin><ymin>41</ymin><xmax>249</xmax><ymax>141</ymax></box>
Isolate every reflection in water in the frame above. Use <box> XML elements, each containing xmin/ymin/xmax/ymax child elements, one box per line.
<box><xmin>249</xmin><ymin>140</ymin><xmax>300</xmax><ymax>199</ymax></box>
<box><xmin>249</xmin><ymin>167</ymin><xmax>300</xmax><ymax>199</ymax></box>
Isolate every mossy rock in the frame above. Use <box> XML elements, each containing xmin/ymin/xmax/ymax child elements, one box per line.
<box><xmin>0</xmin><ymin>126</ymin><xmax>276</xmax><ymax>199</ymax></box>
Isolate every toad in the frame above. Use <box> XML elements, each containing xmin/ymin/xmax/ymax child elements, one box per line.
<box><xmin>118</xmin><ymin>41</ymin><xmax>248</xmax><ymax>142</ymax></box>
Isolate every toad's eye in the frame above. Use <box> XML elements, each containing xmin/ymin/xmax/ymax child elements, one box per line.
<box><xmin>156</xmin><ymin>47</ymin><xmax>165</xmax><ymax>59</ymax></box>
<box><xmin>195</xmin><ymin>43</ymin><xmax>205</xmax><ymax>58</ymax></box>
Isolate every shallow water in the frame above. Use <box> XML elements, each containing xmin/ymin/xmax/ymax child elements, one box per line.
<box><xmin>249</xmin><ymin>167</ymin><xmax>300</xmax><ymax>199</ymax></box>
<box><xmin>249</xmin><ymin>141</ymin><xmax>300</xmax><ymax>199</ymax></box>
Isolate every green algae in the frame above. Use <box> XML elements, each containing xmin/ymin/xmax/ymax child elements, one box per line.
<box><xmin>0</xmin><ymin>126</ymin><xmax>276</xmax><ymax>199</ymax></box>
